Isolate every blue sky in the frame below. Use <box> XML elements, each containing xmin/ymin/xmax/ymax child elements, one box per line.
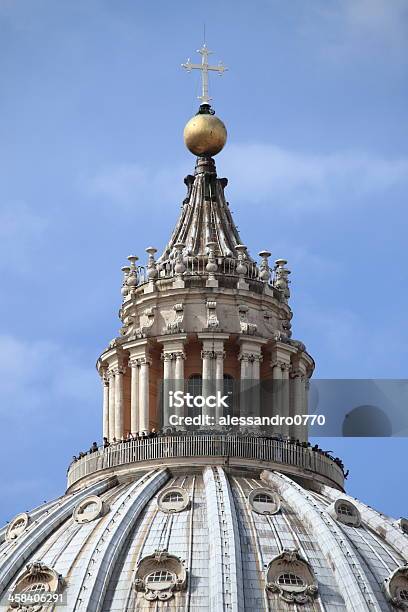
<box><xmin>0</xmin><ymin>0</ymin><xmax>407</xmax><ymax>524</ymax></box>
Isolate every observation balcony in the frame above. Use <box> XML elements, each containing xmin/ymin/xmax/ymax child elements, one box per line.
<box><xmin>66</xmin><ymin>434</ymin><xmax>344</xmax><ymax>492</ymax></box>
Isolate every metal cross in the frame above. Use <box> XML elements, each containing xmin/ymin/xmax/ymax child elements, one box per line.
<box><xmin>182</xmin><ymin>44</ymin><xmax>227</xmax><ymax>105</ymax></box>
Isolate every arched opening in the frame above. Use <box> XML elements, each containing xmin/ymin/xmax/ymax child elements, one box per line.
<box><xmin>223</xmin><ymin>374</ymin><xmax>235</xmax><ymax>418</ymax></box>
<box><xmin>187</xmin><ymin>374</ymin><xmax>202</xmax><ymax>420</ymax></box>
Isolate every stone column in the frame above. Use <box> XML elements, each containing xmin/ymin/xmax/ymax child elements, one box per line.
<box><xmin>239</xmin><ymin>338</ymin><xmax>266</xmax><ymax>426</ymax></box>
<box><xmin>303</xmin><ymin>376</ymin><xmax>310</xmax><ymax>421</ymax></box>
<box><xmin>174</xmin><ymin>351</ymin><xmax>186</xmax><ymax>417</ymax></box>
<box><xmin>102</xmin><ymin>371</ymin><xmax>109</xmax><ymax>441</ymax></box>
<box><xmin>161</xmin><ymin>352</ymin><xmax>173</xmax><ymax>428</ymax></box>
<box><xmin>281</xmin><ymin>363</ymin><xmax>291</xmax><ymax>438</ymax></box>
<box><xmin>114</xmin><ymin>366</ymin><xmax>126</xmax><ymax>441</ymax></box>
<box><xmin>201</xmin><ymin>349</ymin><xmax>214</xmax><ymax>422</ymax></box>
<box><xmin>251</xmin><ymin>354</ymin><xmax>263</xmax><ymax>418</ymax></box>
<box><xmin>157</xmin><ymin>335</ymin><xmax>187</xmax><ymax>429</ymax></box>
<box><xmin>139</xmin><ymin>357</ymin><xmax>151</xmax><ymax>433</ymax></box>
<box><xmin>215</xmin><ymin>350</ymin><xmax>225</xmax><ymax>424</ymax></box>
<box><xmin>272</xmin><ymin>361</ymin><xmax>282</xmax><ymax>420</ymax></box>
<box><xmin>291</xmin><ymin>369</ymin><xmax>304</xmax><ymax>442</ymax></box>
<box><xmin>108</xmin><ymin>369</ymin><xmax>116</xmax><ymax>442</ymax></box>
<box><xmin>129</xmin><ymin>359</ymin><xmax>139</xmax><ymax>435</ymax></box>
<box><xmin>197</xmin><ymin>334</ymin><xmax>230</xmax><ymax>427</ymax></box>
<box><xmin>239</xmin><ymin>353</ymin><xmax>252</xmax><ymax>420</ymax></box>
<box><xmin>271</xmin><ymin>342</ymin><xmax>297</xmax><ymax>439</ymax></box>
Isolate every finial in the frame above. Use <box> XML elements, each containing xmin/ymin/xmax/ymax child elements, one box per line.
<box><xmin>174</xmin><ymin>242</ymin><xmax>186</xmax><ymax>276</ymax></box>
<box><xmin>206</xmin><ymin>241</ymin><xmax>218</xmax><ymax>282</ymax></box>
<box><xmin>126</xmin><ymin>255</ymin><xmax>139</xmax><ymax>290</ymax></box>
<box><xmin>182</xmin><ymin>43</ymin><xmax>227</xmax><ymax>106</ymax></box>
<box><xmin>274</xmin><ymin>259</ymin><xmax>291</xmax><ymax>302</ymax></box>
<box><xmin>145</xmin><ymin>247</ymin><xmax>158</xmax><ymax>280</ymax></box>
<box><xmin>182</xmin><ymin>41</ymin><xmax>228</xmax><ymax>157</ymax></box>
<box><xmin>235</xmin><ymin>245</ymin><xmax>248</xmax><ymax>277</ymax></box>
<box><xmin>258</xmin><ymin>250</ymin><xmax>272</xmax><ymax>283</ymax></box>
<box><xmin>121</xmin><ymin>266</ymin><xmax>131</xmax><ymax>297</ymax></box>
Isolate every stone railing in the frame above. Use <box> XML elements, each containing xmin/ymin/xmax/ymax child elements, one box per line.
<box><xmin>136</xmin><ymin>258</ymin><xmax>264</xmax><ymax>286</ymax></box>
<box><xmin>67</xmin><ymin>435</ymin><xmax>344</xmax><ymax>490</ymax></box>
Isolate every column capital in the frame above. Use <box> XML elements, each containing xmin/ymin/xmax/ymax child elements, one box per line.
<box><xmin>270</xmin><ymin>358</ymin><xmax>290</xmax><ymax>370</ymax></box>
<box><xmin>174</xmin><ymin>350</ymin><xmax>186</xmax><ymax>360</ymax></box>
<box><xmin>161</xmin><ymin>352</ymin><xmax>174</xmax><ymax>362</ymax></box>
<box><xmin>107</xmin><ymin>368</ymin><xmax>116</xmax><ymax>381</ymax></box>
<box><xmin>128</xmin><ymin>357</ymin><xmax>139</xmax><ymax>368</ymax></box>
<box><xmin>138</xmin><ymin>356</ymin><xmax>152</xmax><ymax>366</ymax></box>
<box><xmin>239</xmin><ymin>351</ymin><xmax>263</xmax><ymax>363</ymax></box>
<box><xmin>214</xmin><ymin>349</ymin><xmax>226</xmax><ymax>359</ymax></box>
<box><xmin>110</xmin><ymin>365</ymin><xmax>126</xmax><ymax>376</ymax></box>
<box><xmin>201</xmin><ymin>349</ymin><xmax>216</xmax><ymax>359</ymax></box>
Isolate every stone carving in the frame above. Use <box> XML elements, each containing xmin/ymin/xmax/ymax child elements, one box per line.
<box><xmin>120</xmin><ymin>265</ymin><xmax>131</xmax><ymax>298</ymax></box>
<box><xmin>239</xmin><ymin>351</ymin><xmax>263</xmax><ymax>363</ymax></box>
<box><xmin>146</xmin><ymin>247</ymin><xmax>158</xmax><ymax>280</ymax></box>
<box><xmin>281</xmin><ymin>313</ymin><xmax>292</xmax><ymax>338</ymax></box>
<box><xmin>8</xmin><ymin>562</ymin><xmax>65</xmax><ymax>612</ymax></box>
<box><xmin>73</xmin><ymin>495</ymin><xmax>108</xmax><ymax>524</ymax></box>
<box><xmin>235</xmin><ymin>244</ymin><xmax>248</xmax><ymax>277</ymax></box>
<box><xmin>120</xmin><ymin>307</ymin><xmax>156</xmax><ymax>338</ymax></box>
<box><xmin>5</xmin><ymin>513</ymin><xmax>29</xmax><ymax>543</ymax></box>
<box><xmin>206</xmin><ymin>300</ymin><xmax>219</xmax><ymax>329</ymax></box>
<box><xmin>238</xmin><ymin>304</ymin><xmax>257</xmax><ymax>335</ymax></box>
<box><xmin>262</xmin><ymin>309</ymin><xmax>292</xmax><ymax>342</ymax></box>
<box><xmin>273</xmin><ymin>259</ymin><xmax>291</xmax><ymax>302</ymax></box>
<box><xmin>157</xmin><ymin>487</ymin><xmax>190</xmax><ymax>514</ymax></box>
<box><xmin>182</xmin><ymin>174</ymin><xmax>195</xmax><ymax>205</ymax></box>
<box><xmin>166</xmin><ymin>303</ymin><xmax>185</xmax><ymax>334</ymax></box>
<box><xmin>384</xmin><ymin>565</ymin><xmax>408</xmax><ymax>609</ymax></box>
<box><xmin>119</xmin><ymin>313</ymin><xmax>137</xmax><ymax>337</ymax></box>
<box><xmin>266</xmin><ymin>549</ymin><xmax>318</xmax><ymax>605</ymax></box>
<box><xmin>134</xmin><ymin>550</ymin><xmax>187</xmax><ymax>601</ymax></box>
<box><xmin>249</xmin><ymin>488</ymin><xmax>281</xmax><ymax>515</ymax></box>
<box><xmin>328</xmin><ymin>499</ymin><xmax>361</xmax><ymax>527</ymax></box>
<box><xmin>126</xmin><ymin>255</ymin><xmax>139</xmax><ymax>296</ymax></box>
<box><xmin>288</xmin><ymin>339</ymin><xmax>306</xmax><ymax>352</ymax></box>
<box><xmin>206</xmin><ymin>241</ymin><xmax>218</xmax><ymax>282</ymax></box>
<box><xmin>258</xmin><ymin>250</ymin><xmax>272</xmax><ymax>282</ymax></box>
<box><xmin>142</xmin><ymin>307</ymin><xmax>156</xmax><ymax>332</ymax></box>
<box><xmin>174</xmin><ymin>243</ymin><xmax>186</xmax><ymax>276</ymax></box>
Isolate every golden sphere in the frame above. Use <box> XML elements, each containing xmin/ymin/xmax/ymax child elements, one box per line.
<box><xmin>184</xmin><ymin>112</ymin><xmax>227</xmax><ymax>156</ymax></box>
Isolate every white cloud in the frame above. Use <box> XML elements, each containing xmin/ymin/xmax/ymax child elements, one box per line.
<box><xmin>84</xmin><ymin>161</ymin><xmax>186</xmax><ymax>210</ymax></box>
<box><xmin>222</xmin><ymin>143</ymin><xmax>408</xmax><ymax>211</ymax></box>
<box><xmin>314</xmin><ymin>0</ymin><xmax>408</xmax><ymax>59</ymax></box>
<box><xmin>82</xmin><ymin>145</ymin><xmax>408</xmax><ymax>216</ymax></box>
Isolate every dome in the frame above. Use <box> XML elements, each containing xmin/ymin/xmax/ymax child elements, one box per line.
<box><xmin>184</xmin><ymin>110</ymin><xmax>227</xmax><ymax>156</ymax></box>
<box><xmin>1</xmin><ymin>462</ymin><xmax>407</xmax><ymax>611</ymax></box>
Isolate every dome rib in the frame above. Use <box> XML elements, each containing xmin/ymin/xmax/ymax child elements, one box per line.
<box><xmin>73</xmin><ymin>469</ymin><xmax>169</xmax><ymax>612</ymax></box>
<box><xmin>0</xmin><ymin>476</ymin><xmax>115</xmax><ymax>602</ymax></box>
<box><xmin>158</xmin><ymin>157</ymin><xmax>250</xmax><ymax>266</ymax></box>
<box><xmin>203</xmin><ymin>466</ymin><xmax>245</xmax><ymax>612</ymax></box>
<box><xmin>320</xmin><ymin>484</ymin><xmax>408</xmax><ymax>562</ymax></box>
<box><xmin>261</xmin><ymin>470</ymin><xmax>385</xmax><ymax>611</ymax></box>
